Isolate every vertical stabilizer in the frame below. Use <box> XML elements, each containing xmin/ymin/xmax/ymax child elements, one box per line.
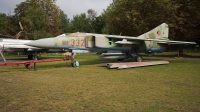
<box><xmin>138</xmin><ymin>23</ymin><xmax>169</xmax><ymax>40</ymax></box>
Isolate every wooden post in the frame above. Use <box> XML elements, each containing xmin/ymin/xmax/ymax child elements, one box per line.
<box><xmin>34</xmin><ymin>63</ymin><xmax>36</xmax><ymax>71</ymax></box>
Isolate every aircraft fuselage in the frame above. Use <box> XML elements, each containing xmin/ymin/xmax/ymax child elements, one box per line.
<box><xmin>26</xmin><ymin>32</ymin><xmax>168</xmax><ymax>60</ymax></box>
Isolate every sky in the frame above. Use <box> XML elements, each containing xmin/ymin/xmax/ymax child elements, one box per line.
<box><xmin>0</xmin><ymin>0</ymin><xmax>113</xmax><ymax>19</ymax></box>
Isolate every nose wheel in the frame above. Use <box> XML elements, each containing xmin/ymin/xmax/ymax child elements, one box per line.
<box><xmin>71</xmin><ymin>52</ymin><xmax>79</xmax><ymax>67</ymax></box>
<box><xmin>71</xmin><ymin>61</ymin><xmax>79</xmax><ymax>67</ymax></box>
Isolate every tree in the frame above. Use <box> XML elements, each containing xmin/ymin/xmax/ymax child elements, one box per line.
<box><xmin>21</xmin><ymin>6</ymin><xmax>50</xmax><ymax>39</ymax></box>
<box><xmin>59</xmin><ymin>11</ymin><xmax>70</xmax><ymax>33</ymax></box>
<box><xmin>70</xmin><ymin>13</ymin><xmax>91</xmax><ymax>32</ymax></box>
<box><xmin>103</xmin><ymin>0</ymin><xmax>200</xmax><ymax>41</ymax></box>
<box><xmin>91</xmin><ymin>4</ymin><xmax>114</xmax><ymax>34</ymax></box>
<box><xmin>0</xmin><ymin>13</ymin><xmax>8</xmax><ymax>35</ymax></box>
<box><xmin>105</xmin><ymin>0</ymin><xmax>171</xmax><ymax>36</ymax></box>
<box><xmin>92</xmin><ymin>15</ymin><xmax>106</xmax><ymax>34</ymax></box>
<box><xmin>87</xmin><ymin>9</ymin><xmax>97</xmax><ymax>20</ymax></box>
<box><xmin>169</xmin><ymin>0</ymin><xmax>200</xmax><ymax>41</ymax></box>
<box><xmin>14</xmin><ymin>0</ymin><xmax>63</xmax><ymax>39</ymax></box>
<box><xmin>87</xmin><ymin>9</ymin><xmax>97</xmax><ymax>33</ymax></box>
<box><xmin>6</xmin><ymin>15</ymin><xmax>22</xmax><ymax>38</ymax></box>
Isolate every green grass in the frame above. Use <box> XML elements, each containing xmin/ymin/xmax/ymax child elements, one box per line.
<box><xmin>0</xmin><ymin>54</ymin><xmax>200</xmax><ymax>111</ymax></box>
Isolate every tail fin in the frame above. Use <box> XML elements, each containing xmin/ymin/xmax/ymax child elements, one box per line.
<box><xmin>138</xmin><ymin>23</ymin><xmax>169</xmax><ymax>40</ymax></box>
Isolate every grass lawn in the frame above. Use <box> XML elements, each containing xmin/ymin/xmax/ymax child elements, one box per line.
<box><xmin>0</xmin><ymin>53</ymin><xmax>200</xmax><ymax>111</ymax></box>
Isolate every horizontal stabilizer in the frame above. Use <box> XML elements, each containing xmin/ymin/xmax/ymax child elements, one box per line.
<box><xmin>104</xmin><ymin>61</ymin><xmax>169</xmax><ymax>69</ymax></box>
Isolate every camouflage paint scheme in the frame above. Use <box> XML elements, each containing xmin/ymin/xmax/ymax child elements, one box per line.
<box><xmin>26</xmin><ymin>23</ymin><xmax>195</xmax><ymax>61</ymax></box>
<box><xmin>54</xmin><ymin>23</ymin><xmax>169</xmax><ymax>57</ymax></box>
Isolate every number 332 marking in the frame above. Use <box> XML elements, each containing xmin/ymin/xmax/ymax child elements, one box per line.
<box><xmin>71</xmin><ymin>39</ymin><xmax>84</xmax><ymax>47</ymax></box>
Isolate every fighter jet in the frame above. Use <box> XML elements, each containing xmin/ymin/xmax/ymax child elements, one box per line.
<box><xmin>0</xmin><ymin>38</ymin><xmax>47</xmax><ymax>60</ymax></box>
<box><xmin>0</xmin><ymin>38</ymin><xmax>69</xmax><ymax>61</ymax></box>
<box><xmin>25</xmin><ymin>23</ymin><xmax>196</xmax><ymax>67</ymax></box>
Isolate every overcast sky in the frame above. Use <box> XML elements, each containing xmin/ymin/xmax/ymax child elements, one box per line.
<box><xmin>0</xmin><ymin>0</ymin><xmax>113</xmax><ymax>19</ymax></box>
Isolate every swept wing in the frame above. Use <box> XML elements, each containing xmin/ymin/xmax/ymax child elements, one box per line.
<box><xmin>106</xmin><ymin>35</ymin><xmax>196</xmax><ymax>45</ymax></box>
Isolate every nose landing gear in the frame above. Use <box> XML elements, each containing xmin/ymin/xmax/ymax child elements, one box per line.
<box><xmin>71</xmin><ymin>52</ymin><xmax>79</xmax><ymax>67</ymax></box>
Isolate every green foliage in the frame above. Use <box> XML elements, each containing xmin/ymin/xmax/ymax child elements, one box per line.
<box><xmin>23</xmin><ymin>7</ymin><xmax>48</xmax><ymax>31</ymax></box>
<box><xmin>93</xmin><ymin>15</ymin><xmax>106</xmax><ymax>34</ymax></box>
<box><xmin>1</xmin><ymin>0</ymin><xmax>200</xmax><ymax>41</ymax></box>
<box><xmin>21</xmin><ymin>6</ymin><xmax>50</xmax><ymax>39</ymax></box>
<box><xmin>6</xmin><ymin>15</ymin><xmax>21</xmax><ymax>37</ymax></box>
<box><xmin>0</xmin><ymin>13</ymin><xmax>8</xmax><ymax>34</ymax></box>
<box><xmin>14</xmin><ymin>0</ymin><xmax>62</xmax><ymax>39</ymax></box>
<box><xmin>30</xmin><ymin>30</ymin><xmax>51</xmax><ymax>40</ymax></box>
<box><xmin>101</xmin><ymin>4</ymin><xmax>116</xmax><ymax>34</ymax></box>
<box><xmin>59</xmin><ymin>11</ymin><xmax>70</xmax><ymax>33</ymax></box>
<box><xmin>68</xmin><ymin>9</ymin><xmax>106</xmax><ymax>34</ymax></box>
<box><xmin>170</xmin><ymin>0</ymin><xmax>200</xmax><ymax>41</ymax></box>
<box><xmin>69</xmin><ymin>13</ymin><xmax>91</xmax><ymax>32</ymax></box>
<box><xmin>104</xmin><ymin>0</ymin><xmax>171</xmax><ymax>35</ymax></box>
<box><xmin>103</xmin><ymin>0</ymin><xmax>200</xmax><ymax>41</ymax></box>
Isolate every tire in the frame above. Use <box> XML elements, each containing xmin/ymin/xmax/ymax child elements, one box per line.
<box><xmin>25</xmin><ymin>64</ymin><xmax>32</xmax><ymax>69</ymax></box>
<box><xmin>72</xmin><ymin>61</ymin><xmax>79</xmax><ymax>67</ymax></box>
<box><xmin>136</xmin><ymin>55</ymin><xmax>143</xmax><ymax>62</ymax></box>
<box><xmin>28</xmin><ymin>55</ymin><xmax>33</xmax><ymax>60</ymax></box>
<box><xmin>118</xmin><ymin>59</ymin><xmax>124</xmax><ymax>62</ymax></box>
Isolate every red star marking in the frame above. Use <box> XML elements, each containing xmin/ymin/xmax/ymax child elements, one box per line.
<box><xmin>157</xmin><ymin>30</ymin><xmax>161</xmax><ymax>36</ymax></box>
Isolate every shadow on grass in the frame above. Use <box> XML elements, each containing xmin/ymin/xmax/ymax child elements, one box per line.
<box><xmin>2</xmin><ymin>56</ymin><xmax>167</xmax><ymax>70</ymax></box>
<box><xmin>0</xmin><ymin>71</ymin><xmax>10</xmax><ymax>73</ymax></box>
<box><xmin>142</xmin><ymin>54</ymin><xmax>200</xmax><ymax>59</ymax></box>
<box><xmin>2</xmin><ymin>53</ymin><xmax>200</xmax><ymax>71</ymax></box>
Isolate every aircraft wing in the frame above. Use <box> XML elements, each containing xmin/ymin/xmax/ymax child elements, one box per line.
<box><xmin>106</xmin><ymin>35</ymin><xmax>160</xmax><ymax>41</ymax></box>
<box><xmin>106</xmin><ymin>35</ymin><xmax>196</xmax><ymax>45</ymax></box>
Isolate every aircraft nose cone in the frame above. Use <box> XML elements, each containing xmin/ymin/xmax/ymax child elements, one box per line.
<box><xmin>26</xmin><ymin>37</ymin><xmax>55</xmax><ymax>48</ymax></box>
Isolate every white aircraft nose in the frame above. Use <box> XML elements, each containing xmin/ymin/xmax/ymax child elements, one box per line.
<box><xmin>25</xmin><ymin>37</ymin><xmax>55</xmax><ymax>48</ymax></box>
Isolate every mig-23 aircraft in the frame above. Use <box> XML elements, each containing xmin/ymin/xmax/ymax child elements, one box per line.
<box><xmin>25</xmin><ymin>23</ymin><xmax>196</xmax><ymax>67</ymax></box>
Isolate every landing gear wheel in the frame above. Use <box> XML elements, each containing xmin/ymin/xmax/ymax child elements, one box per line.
<box><xmin>33</xmin><ymin>55</ymin><xmax>38</xmax><ymax>60</ymax></box>
<box><xmin>28</xmin><ymin>55</ymin><xmax>33</xmax><ymax>60</ymax></box>
<box><xmin>118</xmin><ymin>59</ymin><xmax>124</xmax><ymax>62</ymax></box>
<box><xmin>71</xmin><ymin>61</ymin><xmax>79</xmax><ymax>67</ymax></box>
<box><xmin>25</xmin><ymin>64</ymin><xmax>32</xmax><ymax>69</ymax></box>
<box><xmin>136</xmin><ymin>55</ymin><xmax>143</xmax><ymax>62</ymax></box>
<box><xmin>28</xmin><ymin>55</ymin><xmax>38</xmax><ymax>60</ymax></box>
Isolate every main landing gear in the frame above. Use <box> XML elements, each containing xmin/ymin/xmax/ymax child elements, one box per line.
<box><xmin>135</xmin><ymin>55</ymin><xmax>143</xmax><ymax>62</ymax></box>
<box><xmin>130</xmin><ymin>54</ymin><xmax>143</xmax><ymax>62</ymax></box>
<box><xmin>117</xmin><ymin>54</ymin><xmax>143</xmax><ymax>62</ymax></box>
<box><xmin>28</xmin><ymin>54</ymin><xmax>38</xmax><ymax>60</ymax></box>
<box><xmin>129</xmin><ymin>46</ymin><xmax>143</xmax><ymax>62</ymax></box>
<box><xmin>118</xmin><ymin>59</ymin><xmax>124</xmax><ymax>62</ymax></box>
